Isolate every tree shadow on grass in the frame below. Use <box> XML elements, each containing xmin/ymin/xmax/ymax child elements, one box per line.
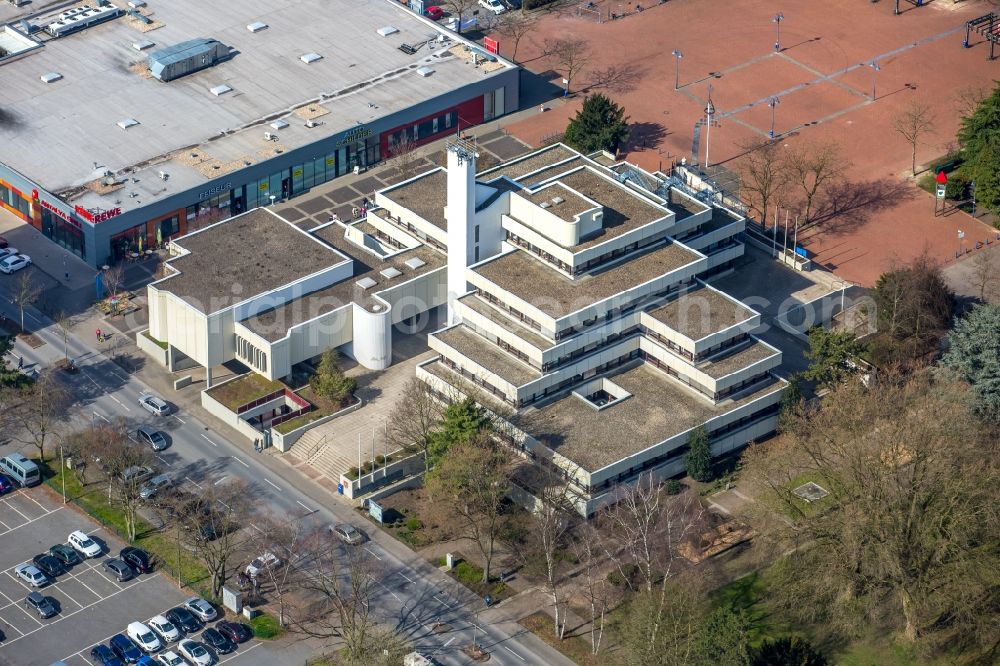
<box><xmin>806</xmin><ymin>178</ymin><xmax>918</xmax><ymax>236</ymax></box>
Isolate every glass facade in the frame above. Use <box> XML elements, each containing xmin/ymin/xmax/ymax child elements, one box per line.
<box><xmin>41</xmin><ymin>209</ymin><xmax>86</xmax><ymax>258</ymax></box>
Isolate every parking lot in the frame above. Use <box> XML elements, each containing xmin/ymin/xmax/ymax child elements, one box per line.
<box><xmin>0</xmin><ymin>486</ymin><xmax>274</xmax><ymax>666</ymax></box>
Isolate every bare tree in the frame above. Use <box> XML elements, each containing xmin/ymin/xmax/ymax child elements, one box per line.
<box><xmin>786</xmin><ymin>141</ymin><xmax>850</xmax><ymax>225</ymax></box>
<box><xmin>102</xmin><ymin>264</ymin><xmax>126</xmax><ymax>312</ymax></box>
<box><xmin>386</xmin><ymin>133</ymin><xmax>423</xmax><ymax>183</ymax></box>
<box><xmin>290</xmin><ymin>533</ymin><xmax>390</xmax><ymax>661</ymax></box>
<box><xmin>741</xmin><ymin>372</ymin><xmax>1000</xmax><ymax>650</ymax></box>
<box><xmin>246</xmin><ymin>516</ymin><xmax>313</xmax><ymax>627</ymax></box>
<box><xmin>892</xmin><ymin>101</ymin><xmax>935</xmax><ymax>176</ymax></box>
<box><xmin>12</xmin><ymin>371</ymin><xmax>69</xmax><ymax>463</ymax></box>
<box><xmin>544</xmin><ymin>37</ymin><xmax>591</xmax><ymax>96</ymax></box>
<box><xmin>90</xmin><ymin>422</ymin><xmax>154</xmax><ymax>542</ymax></box>
<box><xmin>424</xmin><ymin>432</ymin><xmax>515</xmax><ymax>582</ymax></box>
<box><xmin>56</xmin><ymin>310</ymin><xmax>72</xmax><ymax>360</ymax></box>
<box><xmin>955</xmin><ymin>84</ymin><xmax>988</xmax><ymax>121</ymax></box>
<box><xmin>12</xmin><ymin>271</ymin><xmax>40</xmax><ymax>334</ymax></box>
<box><xmin>171</xmin><ymin>479</ymin><xmax>254</xmax><ymax>598</ymax></box>
<box><xmin>969</xmin><ymin>251</ymin><xmax>997</xmax><ymax>303</ymax></box>
<box><xmin>572</xmin><ymin>524</ymin><xmax>613</xmax><ymax>655</ymax></box>
<box><xmin>494</xmin><ymin>12</ymin><xmax>536</xmax><ymax>63</ymax></box>
<box><xmin>444</xmin><ymin>0</ymin><xmax>478</xmax><ymax>34</ymax></box>
<box><xmin>736</xmin><ymin>138</ymin><xmax>789</xmax><ymax>228</ymax></box>
<box><xmin>388</xmin><ymin>378</ymin><xmax>444</xmax><ymax>460</ymax></box>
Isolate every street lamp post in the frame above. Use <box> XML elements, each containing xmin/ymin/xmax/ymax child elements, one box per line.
<box><xmin>773</xmin><ymin>12</ymin><xmax>784</xmax><ymax>52</ymax></box>
<box><xmin>870</xmin><ymin>60</ymin><xmax>880</xmax><ymax>100</ymax></box>
<box><xmin>703</xmin><ymin>89</ymin><xmax>716</xmax><ymax>169</ymax></box>
<box><xmin>767</xmin><ymin>97</ymin><xmax>780</xmax><ymax>139</ymax></box>
<box><xmin>59</xmin><ymin>445</ymin><xmax>66</xmax><ymax>504</ymax></box>
<box><xmin>671</xmin><ymin>49</ymin><xmax>683</xmax><ymax>90</ymax></box>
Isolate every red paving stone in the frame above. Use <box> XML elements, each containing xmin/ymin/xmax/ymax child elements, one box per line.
<box><xmin>498</xmin><ymin>0</ymin><xmax>999</xmax><ymax>286</ymax></box>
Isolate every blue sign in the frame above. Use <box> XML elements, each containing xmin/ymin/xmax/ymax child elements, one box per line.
<box><xmin>794</xmin><ymin>246</ymin><xmax>808</xmax><ymax>259</ymax></box>
<box><xmin>368</xmin><ymin>499</ymin><xmax>384</xmax><ymax>524</ymax></box>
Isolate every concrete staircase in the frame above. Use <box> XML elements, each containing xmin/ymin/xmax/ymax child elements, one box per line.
<box><xmin>287</xmin><ymin>427</ymin><xmax>356</xmax><ymax>481</ymax></box>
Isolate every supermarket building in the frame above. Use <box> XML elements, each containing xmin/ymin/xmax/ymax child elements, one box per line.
<box><xmin>0</xmin><ymin>0</ymin><xmax>518</xmax><ymax>267</ymax></box>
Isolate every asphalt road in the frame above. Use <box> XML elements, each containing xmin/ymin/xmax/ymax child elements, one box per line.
<box><xmin>4</xmin><ymin>304</ymin><xmax>570</xmax><ymax>666</ymax></box>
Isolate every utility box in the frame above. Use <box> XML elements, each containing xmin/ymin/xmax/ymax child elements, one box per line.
<box><xmin>148</xmin><ymin>38</ymin><xmax>230</xmax><ymax>82</ymax></box>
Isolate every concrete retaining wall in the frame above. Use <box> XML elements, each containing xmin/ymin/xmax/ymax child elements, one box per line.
<box><xmin>339</xmin><ymin>451</ymin><xmax>425</xmax><ymax>500</ymax></box>
<box><xmin>137</xmin><ymin>330</ymin><xmax>169</xmax><ymax>367</ymax></box>
<box><xmin>270</xmin><ymin>397</ymin><xmax>363</xmax><ymax>452</ymax></box>
<box><xmin>201</xmin><ymin>377</ymin><xmax>264</xmax><ymax>442</ymax></box>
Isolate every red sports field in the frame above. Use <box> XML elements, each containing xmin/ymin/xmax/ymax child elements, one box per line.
<box><xmin>498</xmin><ymin>0</ymin><xmax>1000</xmax><ymax>285</ymax></box>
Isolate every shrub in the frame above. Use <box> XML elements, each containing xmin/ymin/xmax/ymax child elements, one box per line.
<box><xmin>404</xmin><ymin>517</ymin><xmax>424</xmax><ymax>531</ymax></box>
<box><xmin>607</xmin><ymin>563</ymin><xmax>640</xmax><ymax>587</ymax></box>
<box><xmin>665</xmin><ymin>479</ymin><xmax>683</xmax><ymax>495</ymax></box>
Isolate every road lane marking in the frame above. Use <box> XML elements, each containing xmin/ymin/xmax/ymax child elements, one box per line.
<box><xmin>110</xmin><ymin>395</ymin><xmax>124</xmax><ymax>406</ymax></box>
<box><xmin>173</xmin><ymin>415</ymin><xmax>186</xmax><ymax>424</ymax></box>
<box><xmin>433</xmin><ymin>594</ymin><xmax>450</xmax><ymax>607</ymax></box>
<box><xmin>263</xmin><ymin>478</ymin><xmax>281</xmax><ymax>492</ymax></box>
<box><xmin>232</xmin><ymin>457</ymin><xmax>250</xmax><ymax>469</ymax></box>
<box><xmin>214</xmin><ymin>476</ymin><xmax>227</xmax><ymax>486</ymax></box>
<box><xmin>399</xmin><ymin>572</ymin><xmax>414</xmax><ymax>584</ymax></box>
<box><xmin>92</xmin><ymin>411</ymin><xmax>110</xmax><ymax>422</ymax></box>
<box><xmin>186</xmin><ymin>476</ymin><xmax>204</xmax><ymax>490</ymax></box>
<box><xmin>200</xmin><ymin>434</ymin><xmax>218</xmax><ymax>447</ymax></box>
<box><xmin>155</xmin><ymin>455</ymin><xmax>168</xmax><ymax>465</ymax></box>
<box><xmin>443</xmin><ymin>637</ymin><xmax>456</xmax><ymax>647</ymax></box>
<box><xmin>296</xmin><ymin>500</ymin><xmax>311</xmax><ymax>511</ymax></box>
<box><xmin>365</xmin><ymin>547</ymin><xmax>382</xmax><ymax>561</ymax></box>
<box><xmin>505</xmin><ymin>646</ymin><xmax>526</xmax><ymax>661</ymax></box>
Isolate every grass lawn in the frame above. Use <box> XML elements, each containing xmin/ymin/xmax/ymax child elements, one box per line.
<box><xmin>249</xmin><ymin>613</ymin><xmax>285</xmax><ymax>639</ymax></box>
<box><xmin>46</xmin><ymin>465</ymin><xmax>210</xmax><ymax>592</ymax></box>
<box><xmin>273</xmin><ymin>387</ymin><xmax>357</xmax><ymax>434</ymax></box>
<box><xmin>207</xmin><ymin>374</ymin><xmax>284</xmax><ymax>411</ymax></box>
<box><xmin>141</xmin><ymin>331</ymin><xmax>168</xmax><ymax>350</ymax></box>
<box><xmin>781</xmin><ymin>471</ymin><xmax>836</xmax><ymax>519</ymax></box>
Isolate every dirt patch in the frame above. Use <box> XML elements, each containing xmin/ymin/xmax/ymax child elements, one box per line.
<box><xmin>520</xmin><ymin>611</ymin><xmax>602</xmax><ymax>666</ymax></box>
<box><xmin>372</xmin><ymin>486</ymin><xmax>460</xmax><ymax>548</ymax></box>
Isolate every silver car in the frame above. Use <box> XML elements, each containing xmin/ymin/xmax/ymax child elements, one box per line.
<box><xmin>332</xmin><ymin>523</ymin><xmax>365</xmax><ymax>545</ymax></box>
<box><xmin>15</xmin><ymin>563</ymin><xmax>49</xmax><ymax>587</ymax></box>
<box><xmin>137</xmin><ymin>425</ymin><xmax>168</xmax><ymax>451</ymax></box>
<box><xmin>184</xmin><ymin>596</ymin><xmax>217</xmax><ymax>622</ymax></box>
<box><xmin>139</xmin><ymin>393</ymin><xmax>170</xmax><ymax>416</ymax></box>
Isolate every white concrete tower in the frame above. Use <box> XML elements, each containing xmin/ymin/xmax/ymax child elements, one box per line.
<box><xmin>445</xmin><ymin>137</ymin><xmax>478</xmax><ymax>326</ymax></box>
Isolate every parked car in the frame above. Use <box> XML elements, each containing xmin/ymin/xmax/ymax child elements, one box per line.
<box><xmin>177</xmin><ymin>639</ymin><xmax>212</xmax><ymax>666</ymax></box>
<box><xmin>90</xmin><ymin>644</ymin><xmax>126</xmax><ymax>666</ymax></box>
<box><xmin>0</xmin><ymin>472</ymin><xmax>16</xmax><ymax>495</ymax></box>
<box><xmin>140</xmin><ymin>474</ymin><xmax>173</xmax><ymax>501</ymax></box>
<box><xmin>68</xmin><ymin>530</ymin><xmax>102</xmax><ymax>558</ymax></box>
<box><xmin>332</xmin><ymin>523</ymin><xmax>365</xmax><ymax>545</ymax></box>
<box><xmin>424</xmin><ymin>5</ymin><xmax>444</xmax><ymax>19</ymax></box>
<box><xmin>31</xmin><ymin>553</ymin><xmax>65</xmax><ymax>578</ymax></box>
<box><xmin>127</xmin><ymin>621</ymin><xmax>163</xmax><ymax>653</ymax></box>
<box><xmin>48</xmin><ymin>543</ymin><xmax>82</xmax><ymax>566</ymax></box>
<box><xmin>184</xmin><ymin>596</ymin><xmax>217</xmax><ymax>622</ymax></box>
<box><xmin>478</xmin><ymin>0</ymin><xmax>505</xmax><ymax>14</ymax></box>
<box><xmin>15</xmin><ymin>563</ymin><xmax>49</xmax><ymax>587</ymax></box>
<box><xmin>148</xmin><ymin>614</ymin><xmax>181</xmax><ymax>643</ymax></box>
<box><xmin>0</xmin><ymin>254</ymin><xmax>32</xmax><ymax>274</ymax></box>
<box><xmin>165</xmin><ymin>606</ymin><xmax>202</xmax><ymax>633</ymax></box>
<box><xmin>23</xmin><ymin>591</ymin><xmax>57</xmax><ymax>618</ymax></box>
<box><xmin>0</xmin><ymin>247</ymin><xmax>18</xmax><ymax>260</ymax></box>
<box><xmin>0</xmin><ymin>236</ymin><xmax>8</xmax><ymax>248</ymax></box>
<box><xmin>110</xmin><ymin>633</ymin><xmax>144</xmax><ymax>664</ymax></box>
<box><xmin>103</xmin><ymin>558</ymin><xmax>135</xmax><ymax>582</ymax></box>
<box><xmin>138</xmin><ymin>393</ymin><xmax>170</xmax><ymax>416</ymax></box>
<box><xmin>201</xmin><ymin>627</ymin><xmax>236</xmax><ymax>654</ymax></box>
<box><xmin>155</xmin><ymin>651</ymin><xmax>185</xmax><ymax>666</ymax></box>
<box><xmin>121</xmin><ymin>465</ymin><xmax>155</xmax><ymax>485</ymax></box>
<box><xmin>137</xmin><ymin>425</ymin><xmax>169</xmax><ymax>451</ymax></box>
<box><xmin>245</xmin><ymin>552</ymin><xmax>281</xmax><ymax>578</ymax></box>
<box><xmin>216</xmin><ymin>621</ymin><xmax>252</xmax><ymax>644</ymax></box>
<box><xmin>137</xmin><ymin>657</ymin><xmax>157</xmax><ymax>666</ymax></box>
<box><xmin>121</xmin><ymin>546</ymin><xmax>153</xmax><ymax>574</ymax></box>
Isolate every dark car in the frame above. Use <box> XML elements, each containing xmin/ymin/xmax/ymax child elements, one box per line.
<box><xmin>0</xmin><ymin>473</ymin><xmax>15</xmax><ymax>494</ymax></box>
<box><xmin>48</xmin><ymin>543</ymin><xmax>82</xmax><ymax>567</ymax></box>
<box><xmin>110</xmin><ymin>633</ymin><xmax>144</xmax><ymax>664</ymax></box>
<box><xmin>120</xmin><ymin>546</ymin><xmax>153</xmax><ymax>574</ymax></box>
<box><xmin>217</xmin><ymin>620</ymin><xmax>252</xmax><ymax>644</ymax></box>
<box><xmin>24</xmin><ymin>591</ymin><xmax>57</xmax><ymax>618</ymax></box>
<box><xmin>103</xmin><ymin>558</ymin><xmax>134</xmax><ymax>582</ymax></box>
<box><xmin>90</xmin><ymin>644</ymin><xmax>126</xmax><ymax>666</ymax></box>
<box><xmin>31</xmin><ymin>553</ymin><xmax>65</xmax><ymax>578</ymax></box>
<box><xmin>165</xmin><ymin>606</ymin><xmax>202</xmax><ymax>633</ymax></box>
<box><xmin>202</xmin><ymin>627</ymin><xmax>237</xmax><ymax>654</ymax></box>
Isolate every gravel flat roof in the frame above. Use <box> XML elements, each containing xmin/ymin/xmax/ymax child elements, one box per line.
<box><xmin>556</xmin><ymin>168</ymin><xmax>669</xmax><ymax>248</ymax></box>
<box><xmin>434</xmin><ymin>325</ymin><xmax>540</xmax><ymax>386</ymax></box>
<box><xmin>474</xmin><ymin>242</ymin><xmax>701</xmax><ymax>319</ymax></box>
<box><xmin>698</xmin><ymin>340</ymin><xmax>778</xmax><ymax>379</ymax></box>
<box><xmin>241</xmin><ymin>222</ymin><xmax>444</xmax><ymax>340</ymax></box>
<box><xmin>381</xmin><ymin>169</ymin><xmax>448</xmax><ymax>230</ymax></box>
<box><xmin>645</xmin><ymin>285</ymin><xmax>755</xmax><ymax>340</ymax></box>
<box><xmin>479</xmin><ymin>144</ymin><xmax>577</xmax><ymax>181</ymax></box>
<box><xmin>155</xmin><ymin>208</ymin><xmax>343</xmax><ymax>313</ymax></box>
<box><xmin>519</xmin><ymin>362</ymin><xmax>784</xmax><ymax>472</ymax></box>
<box><xmin>458</xmin><ymin>294</ymin><xmax>554</xmax><ymax>350</ymax></box>
<box><xmin>523</xmin><ymin>183</ymin><xmax>594</xmax><ymax>223</ymax></box>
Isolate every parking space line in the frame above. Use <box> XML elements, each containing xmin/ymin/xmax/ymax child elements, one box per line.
<box><xmin>0</xmin><ymin>515</ymin><xmax>11</xmax><ymax>530</ymax></box>
<box><xmin>92</xmin><ymin>410</ymin><xmax>110</xmax><ymax>422</ymax></box>
<box><xmin>91</xmin><ymin>565</ymin><xmax>124</xmax><ymax>589</ymax></box>
<box><xmin>186</xmin><ymin>476</ymin><xmax>204</xmax><ymax>490</ymax></box>
<box><xmin>214</xmin><ymin>476</ymin><xmax>227</xmax><ymax>485</ymax></box>
<box><xmin>3</xmin><ymin>499</ymin><xmax>30</xmax><ymax>522</ymax></box>
<box><xmin>365</xmin><ymin>547</ymin><xmax>382</xmax><ymax>561</ymax></box>
<box><xmin>263</xmin><ymin>478</ymin><xmax>281</xmax><ymax>491</ymax></box>
<box><xmin>232</xmin><ymin>456</ymin><xmax>250</xmax><ymax>469</ymax></box>
<box><xmin>173</xmin><ymin>414</ymin><xmax>186</xmax><ymax>424</ymax></box>
<box><xmin>0</xmin><ymin>574</ymin><xmax>163</xmax><ymax>648</ymax></box>
<box><xmin>200</xmin><ymin>433</ymin><xmax>218</xmax><ymax>447</ymax></box>
<box><xmin>0</xmin><ymin>505</ymin><xmax>61</xmax><ymax>537</ymax></box>
<box><xmin>505</xmin><ymin>645</ymin><xmax>526</xmax><ymax>661</ymax></box>
<box><xmin>21</xmin><ymin>493</ymin><xmax>48</xmax><ymax>512</ymax></box>
<box><xmin>2</xmin><ymin>572</ymin><xmax>44</xmax><ymax>627</ymax></box>
<box><xmin>296</xmin><ymin>500</ymin><xmax>311</xmax><ymax>511</ymax></box>
<box><xmin>156</xmin><ymin>454</ymin><xmax>169</xmax><ymax>465</ymax></box>
<box><xmin>218</xmin><ymin>641</ymin><xmax>262</xmax><ymax>664</ymax></box>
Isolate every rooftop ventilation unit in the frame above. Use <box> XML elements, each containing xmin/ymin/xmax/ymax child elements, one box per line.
<box><xmin>380</xmin><ymin>267</ymin><xmax>402</xmax><ymax>279</ymax></box>
<box><xmin>131</xmin><ymin>39</ymin><xmax>154</xmax><ymax>51</ymax></box>
<box><xmin>377</xmin><ymin>25</ymin><xmax>399</xmax><ymax>37</ymax></box>
<box><xmin>127</xmin><ymin>0</ymin><xmax>146</xmax><ymax>7</ymax></box>
<box><xmin>127</xmin><ymin>9</ymin><xmax>152</xmax><ymax>25</ymax></box>
<box><xmin>305</xmin><ymin>120</ymin><xmax>318</xmax><ymax>128</ymax></box>
<box><xmin>404</xmin><ymin>257</ymin><xmax>426</xmax><ymax>270</ymax></box>
<box><xmin>300</xmin><ymin>52</ymin><xmax>322</xmax><ymax>64</ymax></box>
<box><xmin>148</xmin><ymin>38</ymin><xmax>231</xmax><ymax>82</ymax></box>
<box><xmin>246</xmin><ymin>21</ymin><xmax>268</xmax><ymax>33</ymax></box>
<box><xmin>269</xmin><ymin>119</ymin><xmax>289</xmax><ymax>130</ymax></box>
<box><xmin>416</xmin><ymin>66</ymin><xmax>434</xmax><ymax>77</ymax></box>
<box><xmin>551</xmin><ymin>196</ymin><xmax>565</xmax><ymax>205</ymax></box>
<box><xmin>209</xmin><ymin>84</ymin><xmax>232</xmax><ymax>96</ymax></box>
<box><xmin>539</xmin><ymin>202</ymin><xmax>551</xmax><ymax>209</ymax></box>
<box><xmin>356</xmin><ymin>277</ymin><xmax>377</xmax><ymax>290</ymax></box>
<box><xmin>45</xmin><ymin>2</ymin><xmax>124</xmax><ymax>38</ymax></box>
<box><xmin>39</xmin><ymin>71</ymin><xmax>63</xmax><ymax>83</ymax></box>
<box><xmin>117</xmin><ymin>118</ymin><xmax>139</xmax><ymax>129</ymax></box>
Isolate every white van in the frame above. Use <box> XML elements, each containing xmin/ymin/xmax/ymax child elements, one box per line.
<box><xmin>1</xmin><ymin>453</ymin><xmax>40</xmax><ymax>487</ymax></box>
<box><xmin>126</xmin><ymin>621</ymin><xmax>163</xmax><ymax>653</ymax></box>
